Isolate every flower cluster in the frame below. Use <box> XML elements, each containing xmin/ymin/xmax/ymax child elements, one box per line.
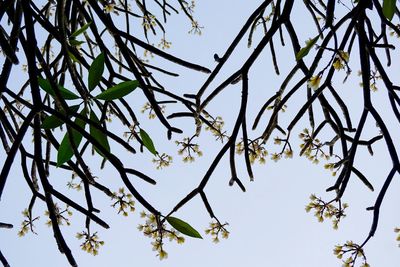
<box><xmin>143</xmin><ymin>49</ymin><xmax>154</xmax><ymax>58</ymax></box>
<box><xmin>182</xmin><ymin>0</ymin><xmax>196</xmax><ymax>13</ymax></box>
<box><xmin>137</xmin><ymin>211</ymin><xmax>185</xmax><ymax>260</ymax></box>
<box><xmin>111</xmin><ymin>188</ymin><xmax>135</xmax><ymax>216</ymax></box>
<box><xmin>236</xmin><ymin>138</ymin><xmax>268</xmax><ymax>164</ymax></box>
<box><xmin>305</xmin><ymin>194</ymin><xmax>348</xmax><ymax>229</ymax></box>
<box><xmin>175</xmin><ymin>137</ymin><xmax>203</xmax><ymax>162</ymax></box>
<box><xmin>123</xmin><ymin>124</ymin><xmax>137</xmax><ymax>142</ymax></box>
<box><xmin>76</xmin><ymin>231</ymin><xmax>104</xmax><ymax>256</ymax></box>
<box><xmin>44</xmin><ymin>203</ymin><xmax>72</xmax><ymax>227</ymax></box>
<box><xmin>271</xmin><ymin>137</ymin><xmax>294</xmax><ymax>162</ymax></box>
<box><xmin>204</xmin><ymin>220</ymin><xmax>229</xmax><ymax>243</ymax></box>
<box><xmin>333</xmin><ymin>50</ymin><xmax>350</xmax><ymax>70</ymax></box>
<box><xmin>181</xmin><ymin>1</ymin><xmax>202</xmax><ymax>35</ymax></box>
<box><xmin>142</xmin><ymin>14</ymin><xmax>157</xmax><ymax>30</ymax></box>
<box><xmin>141</xmin><ymin>102</ymin><xmax>166</xmax><ymax>119</ymax></box>
<box><xmin>299</xmin><ymin>128</ymin><xmax>330</xmax><ymax>164</ymax></box>
<box><xmin>204</xmin><ymin>115</ymin><xmax>227</xmax><ymax>142</ymax></box>
<box><xmin>333</xmin><ymin>241</ymin><xmax>369</xmax><ymax>267</ymax></box>
<box><xmin>158</xmin><ymin>38</ymin><xmax>172</xmax><ymax>49</ymax></box>
<box><xmin>152</xmin><ymin>153</ymin><xmax>173</xmax><ymax>169</ymax></box>
<box><xmin>18</xmin><ymin>209</ymin><xmax>39</xmax><ymax>237</ymax></box>
<box><xmin>188</xmin><ymin>20</ymin><xmax>203</xmax><ymax>35</ymax></box>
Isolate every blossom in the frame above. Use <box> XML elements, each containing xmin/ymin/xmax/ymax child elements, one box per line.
<box><xmin>307</xmin><ymin>75</ymin><xmax>322</xmax><ymax>90</ymax></box>
<box><xmin>284</xmin><ymin>149</ymin><xmax>293</xmax><ymax>159</ymax></box>
<box><xmin>18</xmin><ymin>208</ymin><xmax>39</xmax><ymax>237</ymax></box>
<box><xmin>333</xmin><ymin>241</ymin><xmax>368</xmax><ymax>267</ymax></box>
<box><xmin>141</xmin><ymin>102</ymin><xmax>166</xmax><ymax>119</ymax></box>
<box><xmin>205</xmin><ymin>220</ymin><xmax>230</xmax><ymax>243</ymax></box>
<box><xmin>152</xmin><ymin>153</ymin><xmax>173</xmax><ymax>169</ymax></box>
<box><xmin>338</xmin><ymin>50</ymin><xmax>350</xmax><ymax>62</ymax></box>
<box><xmin>158</xmin><ymin>249</ymin><xmax>168</xmax><ymax>260</ymax></box>
<box><xmin>333</xmin><ymin>50</ymin><xmax>350</xmax><ymax>70</ymax></box>
<box><xmin>188</xmin><ymin>20</ymin><xmax>204</xmax><ymax>35</ymax></box>
<box><xmin>142</xmin><ymin>14</ymin><xmax>157</xmax><ymax>30</ymax></box>
<box><xmin>111</xmin><ymin>187</ymin><xmax>135</xmax><ymax>216</ymax></box>
<box><xmin>158</xmin><ymin>38</ymin><xmax>172</xmax><ymax>49</ymax></box>
<box><xmin>176</xmin><ymin>137</ymin><xmax>202</xmax><ymax>163</ymax></box>
<box><xmin>103</xmin><ymin>3</ymin><xmax>115</xmax><ymax>14</ymax></box>
<box><xmin>44</xmin><ymin>203</ymin><xmax>72</xmax><ymax>226</ymax></box>
<box><xmin>306</xmin><ymin>194</ymin><xmax>348</xmax><ymax>229</ymax></box>
<box><xmin>77</xmin><ymin>231</ymin><xmax>104</xmax><ymax>255</ymax></box>
<box><xmin>395</xmin><ymin>227</ymin><xmax>400</xmax><ymax>245</ymax></box>
<box><xmin>271</xmin><ymin>153</ymin><xmax>281</xmax><ymax>162</ymax></box>
<box><xmin>237</xmin><ymin>139</ymin><xmax>268</xmax><ymax>164</ymax></box>
<box><xmin>137</xmin><ymin>211</ymin><xmax>184</xmax><ymax>260</ymax></box>
<box><xmin>205</xmin><ymin>115</ymin><xmax>227</xmax><ymax>142</ymax></box>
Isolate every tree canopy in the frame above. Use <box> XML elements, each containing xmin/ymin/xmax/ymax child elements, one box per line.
<box><xmin>1</xmin><ymin>0</ymin><xmax>400</xmax><ymax>266</ymax></box>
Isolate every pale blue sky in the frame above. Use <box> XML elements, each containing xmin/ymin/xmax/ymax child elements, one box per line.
<box><xmin>1</xmin><ymin>1</ymin><xmax>400</xmax><ymax>266</ymax></box>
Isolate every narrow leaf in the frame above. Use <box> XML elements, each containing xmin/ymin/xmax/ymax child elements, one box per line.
<box><xmin>68</xmin><ymin>51</ymin><xmax>80</xmax><ymax>63</ymax></box>
<box><xmin>88</xmin><ymin>53</ymin><xmax>105</xmax><ymax>91</ymax></box>
<box><xmin>89</xmin><ymin>111</ymin><xmax>110</xmax><ymax>157</ymax></box>
<box><xmin>41</xmin><ymin>105</ymin><xmax>80</xmax><ymax>129</ymax></box>
<box><xmin>69</xmin><ymin>39</ymin><xmax>85</xmax><ymax>47</ymax></box>
<box><xmin>140</xmin><ymin>129</ymin><xmax>157</xmax><ymax>155</ymax></box>
<box><xmin>166</xmin><ymin>217</ymin><xmax>202</xmax><ymax>239</ymax></box>
<box><xmin>70</xmin><ymin>21</ymin><xmax>92</xmax><ymax>38</ymax></box>
<box><xmin>95</xmin><ymin>80</ymin><xmax>139</xmax><ymax>100</ymax></box>
<box><xmin>38</xmin><ymin>77</ymin><xmax>80</xmax><ymax>100</ymax></box>
<box><xmin>57</xmin><ymin>109</ymin><xmax>87</xmax><ymax>166</ymax></box>
<box><xmin>296</xmin><ymin>35</ymin><xmax>319</xmax><ymax>61</ymax></box>
<box><xmin>383</xmin><ymin>0</ymin><xmax>396</xmax><ymax>21</ymax></box>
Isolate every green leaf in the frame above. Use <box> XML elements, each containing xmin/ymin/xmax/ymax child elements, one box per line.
<box><xmin>41</xmin><ymin>105</ymin><xmax>80</xmax><ymax>129</ymax></box>
<box><xmin>88</xmin><ymin>53</ymin><xmax>105</xmax><ymax>91</ymax></box>
<box><xmin>68</xmin><ymin>51</ymin><xmax>80</xmax><ymax>63</ymax></box>
<box><xmin>42</xmin><ymin>115</ymin><xmax>65</xmax><ymax>129</ymax></box>
<box><xmin>166</xmin><ymin>217</ymin><xmax>202</xmax><ymax>239</ymax></box>
<box><xmin>89</xmin><ymin>111</ymin><xmax>110</xmax><ymax>157</ymax></box>
<box><xmin>95</xmin><ymin>80</ymin><xmax>139</xmax><ymax>100</ymax></box>
<box><xmin>295</xmin><ymin>35</ymin><xmax>319</xmax><ymax>61</ymax></box>
<box><xmin>38</xmin><ymin>77</ymin><xmax>80</xmax><ymax>100</ymax></box>
<box><xmin>140</xmin><ymin>129</ymin><xmax>157</xmax><ymax>155</ymax></box>
<box><xmin>383</xmin><ymin>0</ymin><xmax>396</xmax><ymax>21</ymax></box>
<box><xmin>70</xmin><ymin>21</ymin><xmax>92</xmax><ymax>38</ymax></box>
<box><xmin>69</xmin><ymin>39</ymin><xmax>85</xmax><ymax>47</ymax></box>
<box><xmin>57</xmin><ymin>109</ymin><xmax>87</xmax><ymax>166</ymax></box>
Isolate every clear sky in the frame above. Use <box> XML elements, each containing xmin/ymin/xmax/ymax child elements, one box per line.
<box><xmin>1</xmin><ymin>1</ymin><xmax>400</xmax><ymax>266</ymax></box>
